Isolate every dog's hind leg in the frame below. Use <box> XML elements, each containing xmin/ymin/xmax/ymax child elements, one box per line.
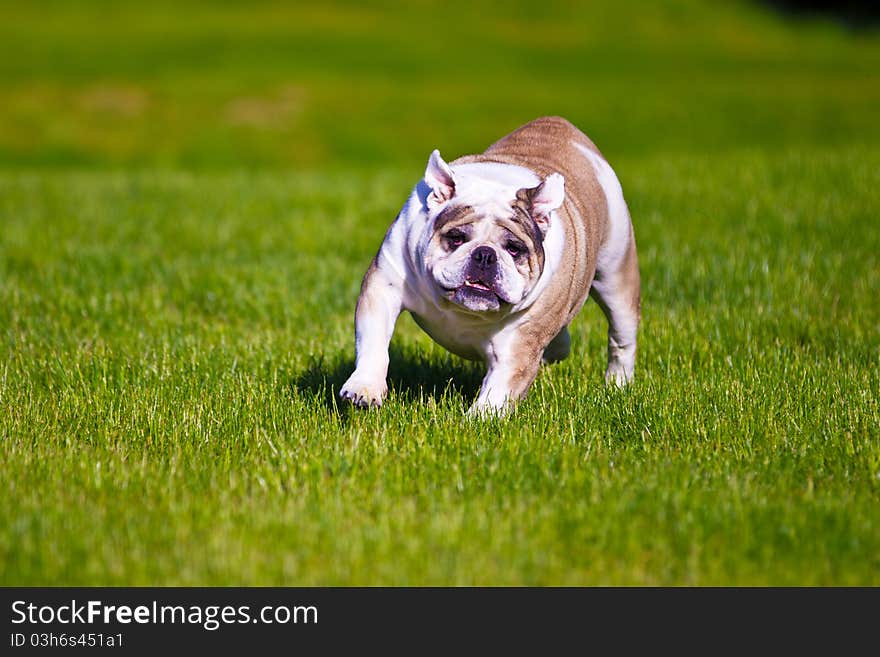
<box><xmin>542</xmin><ymin>326</ymin><xmax>571</xmax><ymax>364</ymax></box>
<box><xmin>590</xmin><ymin>226</ymin><xmax>640</xmax><ymax>386</ymax></box>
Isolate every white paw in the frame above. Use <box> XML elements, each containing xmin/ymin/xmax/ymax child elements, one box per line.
<box><xmin>467</xmin><ymin>395</ymin><xmax>513</xmax><ymax>419</ymax></box>
<box><xmin>467</xmin><ymin>404</ymin><xmax>508</xmax><ymax>419</ymax></box>
<box><xmin>605</xmin><ymin>363</ymin><xmax>634</xmax><ymax>388</ymax></box>
<box><xmin>339</xmin><ymin>374</ymin><xmax>387</xmax><ymax>408</ymax></box>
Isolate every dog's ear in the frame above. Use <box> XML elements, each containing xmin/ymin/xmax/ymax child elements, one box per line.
<box><xmin>518</xmin><ymin>173</ymin><xmax>565</xmax><ymax>236</ymax></box>
<box><xmin>424</xmin><ymin>149</ymin><xmax>456</xmax><ymax>209</ymax></box>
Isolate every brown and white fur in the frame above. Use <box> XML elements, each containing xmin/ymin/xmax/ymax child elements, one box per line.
<box><xmin>340</xmin><ymin>116</ymin><xmax>640</xmax><ymax>416</ymax></box>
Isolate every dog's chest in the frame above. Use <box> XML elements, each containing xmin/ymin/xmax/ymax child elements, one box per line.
<box><xmin>408</xmin><ymin>308</ymin><xmax>499</xmax><ymax>361</ymax></box>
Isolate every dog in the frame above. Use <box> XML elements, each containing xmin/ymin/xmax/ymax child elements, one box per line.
<box><xmin>340</xmin><ymin>116</ymin><xmax>640</xmax><ymax>415</ymax></box>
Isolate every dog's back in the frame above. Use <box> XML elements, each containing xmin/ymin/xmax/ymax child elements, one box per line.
<box><xmin>456</xmin><ymin>116</ymin><xmax>611</xmax><ymax>326</ymax></box>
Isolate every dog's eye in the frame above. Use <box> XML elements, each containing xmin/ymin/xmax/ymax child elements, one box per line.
<box><xmin>505</xmin><ymin>241</ymin><xmax>527</xmax><ymax>258</ymax></box>
<box><xmin>444</xmin><ymin>230</ymin><xmax>466</xmax><ymax>249</ymax></box>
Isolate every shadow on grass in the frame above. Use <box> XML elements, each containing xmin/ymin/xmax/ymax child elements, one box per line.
<box><xmin>290</xmin><ymin>345</ymin><xmax>484</xmax><ymax>417</ymax></box>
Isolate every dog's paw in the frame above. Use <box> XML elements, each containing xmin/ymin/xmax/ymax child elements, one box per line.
<box><xmin>339</xmin><ymin>374</ymin><xmax>387</xmax><ymax>409</ymax></box>
<box><xmin>605</xmin><ymin>363</ymin><xmax>634</xmax><ymax>388</ymax></box>
<box><xmin>466</xmin><ymin>398</ymin><xmax>513</xmax><ymax>419</ymax></box>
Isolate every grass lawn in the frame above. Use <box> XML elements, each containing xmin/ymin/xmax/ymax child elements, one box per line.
<box><xmin>0</xmin><ymin>0</ymin><xmax>878</xmax><ymax>585</ymax></box>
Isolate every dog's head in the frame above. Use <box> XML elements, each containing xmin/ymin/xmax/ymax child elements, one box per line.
<box><xmin>420</xmin><ymin>150</ymin><xmax>565</xmax><ymax>313</ymax></box>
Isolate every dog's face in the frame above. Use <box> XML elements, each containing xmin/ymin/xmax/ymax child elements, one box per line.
<box><xmin>420</xmin><ymin>150</ymin><xmax>566</xmax><ymax>313</ymax></box>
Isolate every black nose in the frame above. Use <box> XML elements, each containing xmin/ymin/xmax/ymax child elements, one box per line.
<box><xmin>471</xmin><ymin>246</ymin><xmax>497</xmax><ymax>269</ymax></box>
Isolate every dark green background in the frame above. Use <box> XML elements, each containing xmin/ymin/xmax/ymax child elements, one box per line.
<box><xmin>1</xmin><ymin>0</ymin><xmax>878</xmax><ymax>168</ymax></box>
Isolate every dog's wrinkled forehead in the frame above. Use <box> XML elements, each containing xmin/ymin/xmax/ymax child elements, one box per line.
<box><xmin>432</xmin><ymin>202</ymin><xmax>478</xmax><ymax>233</ymax></box>
<box><xmin>433</xmin><ymin>200</ymin><xmax>541</xmax><ymax>246</ymax></box>
<box><xmin>445</xmin><ymin>175</ymin><xmax>520</xmax><ymax>220</ymax></box>
<box><xmin>431</xmin><ymin>175</ymin><xmax>542</xmax><ymax>240</ymax></box>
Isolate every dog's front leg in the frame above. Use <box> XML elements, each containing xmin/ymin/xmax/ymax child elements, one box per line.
<box><xmin>469</xmin><ymin>337</ymin><xmax>542</xmax><ymax>417</ymax></box>
<box><xmin>340</xmin><ymin>261</ymin><xmax>404</xmax><ymax>408</ymax></box>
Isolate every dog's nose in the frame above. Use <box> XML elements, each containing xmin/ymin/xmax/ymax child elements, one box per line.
<box><xmin>471</xmin><ymin>246</ymin><xmax>497</xmax><ymax>269</ymax></box>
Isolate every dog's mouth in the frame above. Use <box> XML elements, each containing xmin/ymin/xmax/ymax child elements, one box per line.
<box><xmin>442</xmin><ymin>277</ymin><xmax>496</xmax><ymax>296</ymax></box>
<box><xmin>462</xmin><ymin>279</ymin><xmax>493</xmax><ymax>292</ymax></box>
<box><xmin>441</xmin><ymin>277</ymin><xmax>507</xmax><ymax>312</ymax></box>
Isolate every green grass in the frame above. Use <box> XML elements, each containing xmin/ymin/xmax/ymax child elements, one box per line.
<box><xmin>1</xmin><ymin>0</ymin><xmax>879</xmax><ymax>585</ymax></box>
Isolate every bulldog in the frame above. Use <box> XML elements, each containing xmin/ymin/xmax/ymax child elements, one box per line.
<box><xmin>340</xmin><ymin>116</ymin><xmax>640</xmax><ymax>415</ymax></box>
